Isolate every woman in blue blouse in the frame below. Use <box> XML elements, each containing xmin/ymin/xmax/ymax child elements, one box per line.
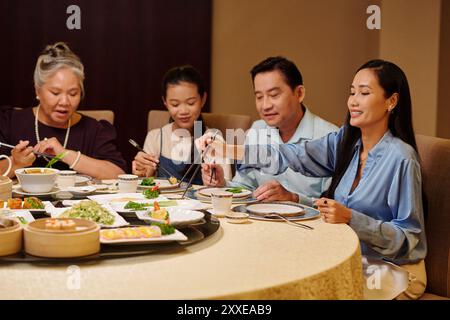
<box><xmin>199</xmin><ymin>60</ymin><xmax>427</xmax><ymax>299</ymax></box>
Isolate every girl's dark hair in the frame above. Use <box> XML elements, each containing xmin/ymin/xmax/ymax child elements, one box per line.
<box><xmin>161</xmin><ymin>65</ymin><xmax>205</xmax><ymax>98</ymax></box>
<box><xmin>161</xmin><ymin>65</ymin><xmax>208</xmax><ymax>160</ymax></box>
<box><xmin>324</xmin><ymin>59</ymin><xmax>419</xmax><ymax>199</ymax></box>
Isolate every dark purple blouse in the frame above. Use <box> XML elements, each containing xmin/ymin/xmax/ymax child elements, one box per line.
<box><xmin>0</xmin><ymin>107</ymin><xmax>127</xmax><ymax>172</ymax></box>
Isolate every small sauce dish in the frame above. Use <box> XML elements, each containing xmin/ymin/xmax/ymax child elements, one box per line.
<box><xmin>225</xmin><ymin>212</ymin><xmax>249</xmax><ymax>224</ymax></box>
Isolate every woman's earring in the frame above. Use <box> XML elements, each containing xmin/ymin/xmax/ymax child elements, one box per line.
<box><xmin>36</xmin><ymin>96</ymin><xmax>40</xmax><ymax>100</ymax></box>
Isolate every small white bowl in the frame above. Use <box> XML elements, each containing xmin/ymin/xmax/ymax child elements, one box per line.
<box><xmin>225</xmin><ymin>212</ymin><xmax>250</xmax><ymax>224</ymax></box>
<box><xmin>15</xmin><ymin>167</ymin><xmax>59</xmax><ymax>193</ymax></box>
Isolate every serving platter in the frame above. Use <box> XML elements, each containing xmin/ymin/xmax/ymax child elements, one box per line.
<box><xmin>50</xmin><ymin>203</ymin><xmax>129</xmax><ymax>228</ymax></box>
<box><xmin>135</xmin><ymin>208</ymin><xmax>205</xmax><ymax>226</ymax></box>
<box><xmin>100</xmin><ymin>228</ymin><xmax>188</xmax><ymax>245</ymax></box>
<box><xmin>0</xmin><ymin>201</ymin><xmax>54</xmax><ymax>213</ymax></box>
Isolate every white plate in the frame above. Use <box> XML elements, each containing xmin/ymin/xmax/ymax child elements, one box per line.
<box><xmin>245</xmin><ymin>203</ymin><xmax>304</xmax><ymax>216</ymax></box>
<box><xmin>12</xmin><ymin>185</ymin><xmax>61</xmax><ymax>196</ymax></box>
<box><xmin>75</xmin><ymin>175</ymin><xmax>92</xmax><ymax>185</ymax></box>
<box><xmin>64</xmin><ymin>186</ymin><xmax>97</xmax><ymax>195</ymax></box>
<box><xmin>100</xmin><ymin>229</ymin><xmax>188</xmax><ymax>245</ymax></box>
<box><xmin>136</xmin><ymin>208</ymin><xmax>205</xmax><ymax>226</ymax></box>
<box><xmin>197</xmin><ymin>187</ymin><xmax>252</xmax><ymax>198</ymax></box>
<box><xmin>50</xmin><ymin>203</ymin><xmax>129</xmax><ymax>228</ymax></box>
<box><xmin>110</xmin><ymin>199</ymin><xmax>210</xmax><ymax>213</ymax></box>
<box><xmin>110</xmin><ymin>199</ymin><xmax>175</xmax><ymax>213</ymax></box>
<box><xmin>87</xmin><ymin>193</ymin><xmax>150</xmax><ymax>204</ymax></box>
<box><xmin>186</xmin><ymin>189</ymin><xmax>258</xmax><ymax>205</ymax></box>
<box><xmin>0</xmin><ymin>210</ymin><xmax>35</xmax><ymax>224</ymax></box>
<box><xmin>138</xmin><ymin>178</ymin><xmax>180</xmax><ymax>190</ymax></box>
<box><xmin>1</xmin><ymin>201</ymin><xmax>55</xmax><ymax>213</ymax></box>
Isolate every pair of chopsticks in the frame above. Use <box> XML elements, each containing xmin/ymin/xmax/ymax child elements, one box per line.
<box><xmin>181</xmin><ymin>130</ymin><xmax>220</xmax><ymax>198</ymax></box>
<box><xmin>128</xmin><ymin>139</ymin><xmax>176</xmax><ymax>179</ymax></box>
<box><xmin>0</xmin><ymin>141</ymin><xmax>57</xmax><ymax>159</ymax></box>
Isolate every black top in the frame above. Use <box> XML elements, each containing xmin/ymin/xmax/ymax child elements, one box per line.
<box><xmin>0</xmin><ymin>107</ymin><xmax>127</xmax><ymax>172</ymax></box>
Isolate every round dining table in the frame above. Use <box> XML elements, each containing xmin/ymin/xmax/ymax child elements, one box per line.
<box><xmin>0</xmin><ymin>208</ymin><xmax>364</xmax><ymax>299</ymax></box>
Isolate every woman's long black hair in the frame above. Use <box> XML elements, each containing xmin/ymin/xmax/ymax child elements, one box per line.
<box><xmin>324</xmin><ymin>59</ymin><xmax>419</xmax><ymax>199</ymax></box>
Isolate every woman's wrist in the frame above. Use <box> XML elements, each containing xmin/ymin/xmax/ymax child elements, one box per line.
<box><xmin>70</xmin><ymin>151</ymin><xmax>82</xmax><ymax>169</ymax></box>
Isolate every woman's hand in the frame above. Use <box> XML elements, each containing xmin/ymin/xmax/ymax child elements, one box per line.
<box><xmin>253</xmin><ymin>180</ymin><xmax>299</xmax><ymax>202</ymax></box>
<box><xmin>201</xmin><ymin>163</ymin><xmax>225</xmax><ymax>187</ymax></box>
<box><xmin>132</xmin><ymin>151</ymin><xmax>159</xmax><ymax>177</ymax></box>
<box><xmin>11</xmin><ymin>140</ymin><xmax>36</xmax><ymax>168</ymax></box>
<box><xmin>314</xmin><ymin>198</ymin><xmax>352</xmax><ymax>224</ymax></box>
<box><xmin>33</xmin><ymin>137</ymin><xmax>65</xmax><ymax>156</ymax></box>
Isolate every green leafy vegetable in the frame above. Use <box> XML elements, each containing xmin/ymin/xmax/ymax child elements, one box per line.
<box><xmin>124</xmin><ymin>200</ymin><xmax>178</xmax><ymax>211</ymax></box>
<box><xmin>124</xmin><ymin>201</ymin><xmax>151</xmax><ymax>211</ymax></box>
<box><xmin>143</xmin><ymin>188</ymin><xmax>160</xmax><ymax>199</ymax></box>
<box><xmin>151</xmin><ymin>222</ymin><xmax>175</xmax><ymax>235</ymax></box>
<box><xmin>155</xmin><ymin>200</ymin><xmax>178</xmax><ymax>207</ymax></box>
<box><xmin>225</xmin><ymin>187</ymin><xmax>245</xmax><ymax>194</ymax></box>
<box><xmin>60</xmin><ymin>200</ymin><xmax>115</xmax><ymax>225</ymax></box>
<box><xmin>140</xmin><ymin>177</ymin><xmax>155</xmax><ymax>186</ymax></box>
<box><xmin>45</xmin><ymin>151</ymin><xmax>68</xmax><ymax>168</ymax></box>
<box><xmin>17</xmin><ymin>217</ymin><xmax>27</xmax><ymax>224</ymax></box>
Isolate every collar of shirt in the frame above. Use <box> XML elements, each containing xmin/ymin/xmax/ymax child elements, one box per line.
<box><xmin>264</xmin><ymin>107</ymin><xmax>315</xmax><ymax>144</ymax></box>
<box><xmin>354</xmin><ymin>129</ymin><xmax>394</xmax><ymax>166</ymax></box>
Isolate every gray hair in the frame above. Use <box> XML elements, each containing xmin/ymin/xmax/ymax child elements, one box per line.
<box><xmin>33</xmin><ymin>42</ymin><xmax>85</xmax><ymax>98</ymax></box>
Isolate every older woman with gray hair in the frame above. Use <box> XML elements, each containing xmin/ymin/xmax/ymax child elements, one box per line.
<box><xmin>0</xmin><ymin>42</ymin><xmax>126</xmax><ymax>179</ymax></box>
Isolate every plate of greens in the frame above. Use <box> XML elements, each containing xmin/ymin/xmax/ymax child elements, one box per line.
<box><xmin>50</xmin><ymin>200</ymin><xmax>129</xmax><ymax>228</ymax></box>
<box><xmin>110</xmin><ymin>200</ymin><xmax>179</xmax><ymax>213</ymax></box>
<box><xmin>138</xmin><ymin>177</ymin><xmax>180</xmax><ymax>190</ymax></box>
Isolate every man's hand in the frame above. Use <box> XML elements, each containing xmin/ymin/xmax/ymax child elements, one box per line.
<box><xmin>201</xmin><ymin>163</ymin><xmax>225</xmax><ymax>187</ymax></box>
<box><xmin>253</xmin><ymin>180</ymin><xmax>299</xmax><ymax>202</ymax></box>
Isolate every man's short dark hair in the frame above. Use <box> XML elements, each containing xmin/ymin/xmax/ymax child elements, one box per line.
<box><xmin>250</xmin><ymin>56</ymin><xmax>303</xmax><ymax>91</ymax></box>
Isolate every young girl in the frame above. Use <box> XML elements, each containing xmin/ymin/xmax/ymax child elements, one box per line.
<box><xmin>132</xmin><ymin>65</ymin><xmax>231</xmax><ymax>184</ymax></box>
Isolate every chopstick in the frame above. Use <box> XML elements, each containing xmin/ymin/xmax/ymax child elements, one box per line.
<box><xmin>0</xmin><ymin>141</ymin><xmax>56</xmax><ymax>159</ymax></box>
<box><xmin>181</xmin><ymin>164</ymin><xmax>202</xmax><ymax>199</ymax></box>
<box><xmin>128</xmin><ymin>138</ymin><xmax>176</xmax><ymax>179</ymax></box>
<box><xmin>180</xmin><ymin>129</ymin><xmax>221</xmax><ymax>197</ymax></box>
<box><xmin>209</xmin><ymin>160</ymin><xmax>216</xmax><ymax>185</ymax></box>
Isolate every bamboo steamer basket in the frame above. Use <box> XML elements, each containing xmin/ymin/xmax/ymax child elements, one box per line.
<box><xmin>0</xmin><ymin>176</ymin><xmax>13</xmax><ymax>201</ymax></box>
<box><xmin>0</xmin><ymin>218</ymin><xmax>23</xmax><ymax>256</ymax></box>
<box><xmin>24</xmin><ymin>218</ymin><xmax>100</xmax><ymax>258</ymax></box>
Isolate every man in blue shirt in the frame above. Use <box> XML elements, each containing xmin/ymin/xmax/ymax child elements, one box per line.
<box><xmin>202</xmin><ymin>56</ymin><xmax>338</xmax><ymax>205</ymax></box>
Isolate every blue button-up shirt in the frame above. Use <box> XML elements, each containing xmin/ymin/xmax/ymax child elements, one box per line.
<box><xmin>229</xmin><ymin>108</ymin><xmax>338</xmax><ymax>206</ymax></box>
<box><xmin>239</xmin><ymin>127</ymin><xmax>427</xmax><ymax>265</ymax></box>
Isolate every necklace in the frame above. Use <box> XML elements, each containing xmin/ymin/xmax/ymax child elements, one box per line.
<box><xmin>34</xmin><ymin>105</ymin><xmax>71</xmax><ymax>159</ymax></box>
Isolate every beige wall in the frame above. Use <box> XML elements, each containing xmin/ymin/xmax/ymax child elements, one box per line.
<box><xmin>211</xmin><ymin>0</ymin><xmax>447</xmax><ymax>137</ymax></box>
<box><xmin>211</xmin><ymin>0</ymin><xmax>379</xmax><ymax>126</ymax></box>
<box><xmin>437</xmin><ymin>0</ymin><xmax>450</xmax><ymax>139</ymax></box>
<box><xmin>379</xmin><ymin>0</ymin><xmax>441</xmax><ymax>136</ymax></box>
